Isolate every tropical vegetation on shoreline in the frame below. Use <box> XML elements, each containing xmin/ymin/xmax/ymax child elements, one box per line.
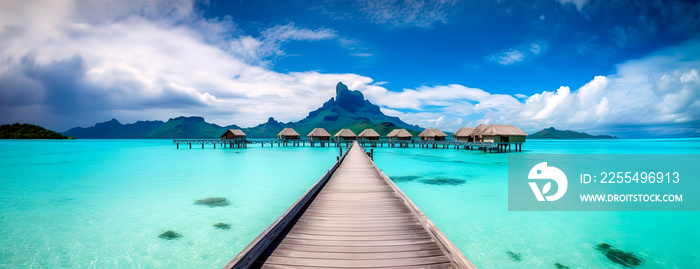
<box><xmin>0</xmin><ymin>123</ymin><xmax>70</xmax><ymax>139</ymax></box>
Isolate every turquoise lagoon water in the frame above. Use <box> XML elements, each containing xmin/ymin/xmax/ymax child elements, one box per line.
<box><xmin>375</xmin><ymin>139</ymin><xmax>700</xmax><ymax>269</ymax></box>
<box><xmin>0</xmin><ymin>139</ymin><xmax>698</xmax><ymax>268</ymax></box>
<box><xmin>0</xmin><ymin>140</ymin><xmax>339</xmax><ymax>268</ymax></box>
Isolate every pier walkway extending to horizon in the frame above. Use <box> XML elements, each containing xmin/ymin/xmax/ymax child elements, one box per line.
<box><xmin>224</xmin><ymin>141</ymin><xmax>475</xmax><ymax>268</ymax></box>
<box><xmin>173</xmin><ymin>138</ymin><xmax>522</xmax><ymax>152</ymax></box>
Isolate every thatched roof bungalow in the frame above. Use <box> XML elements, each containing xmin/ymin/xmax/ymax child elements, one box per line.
<box><xmin>307</xmin><ymin>128</ymin><xmax>331</xmax><ymax>140</ymax></box>
<box><xmin>334</xmin><ymin>128</ymin><xmax>357</xmax><ymax>140</ymax></box>
<box><xmin>470</xmin><ymin>123</ymin><xmax>489</xmax><ymax>142</ymax></box>
<box><xmin>387</xmin><ymin>129</ymin><xmax>413</xmax><ymax>141</ymax></box>
<box><xmin>357</xmin><ymin>129</ymin><xmax>380</xmax><ymax>140</ymax></box>
<box><xmin>418</xmin><ymin>128</ymin><xmax>447</xmax><ymax>141</ymax></box>
<box><xmin>480</xmin><ymin>124</ymin><xmax>527</xmax><ymax>143</ymax></box>
<box><xmin>221</xmin><ymin>129</ymin><xmax>246</xmax><ymax>140</ymax></box>
<box><xmin>277</xmin><ymin>128</ymin><xmax>300</xmax><ymax>140</ymax></box>
<box><xmin>454</xmin><ymin>127</ymin><xmax>475</xmax><ymax>142</ymax></box>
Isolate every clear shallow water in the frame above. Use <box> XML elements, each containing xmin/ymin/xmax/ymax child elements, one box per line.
<box><xmin>0</xmin><ymin>139</ymin><xmax>698</xmax><ymax>268</ymax></box>
<box><xmin>0</xmin><ymin>140</ymin><xmax>338</xmax><ymax>268</ymax></box>
<box><xmin>374</xmin><ymin>138</ymin><xmax>700</xmax><ymax>269</ymax></box>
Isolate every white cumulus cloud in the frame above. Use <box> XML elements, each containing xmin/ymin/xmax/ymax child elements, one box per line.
<box><xmin>0</xmin><ymin>0</ymin><xmax>360</xmax><ymax>129</ymax></box>
<box><xmin>489</xmin><ymin>41</ymin><xmax>548</xmax><ymax>65</ymax></box>
<box><xmin>355</xmin><ymin>39</ymin><xmax>700</xmax><ymax>133</ymax></box>
<box><xmin>0</xmin><ymin>0</ymin><xmax>697</xmax><ymax>137</ymax></box>
<box><xmin>485</xmin><ymin>39</ymin><xmax>700</xmax><ymax>131</ymax></box>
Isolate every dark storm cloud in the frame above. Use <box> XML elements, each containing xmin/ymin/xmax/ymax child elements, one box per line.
<box><xmin>21</xmin><ymin>54</ymin><xmax>96</xmax><ymax>113</ymax></box>
<box><xmin>0</xmin><ymin>0</ymin><xmax>698</xmax><ymax>135</ymax></box>
<box><xmin>0</xmin><ymin>52</ymin><xmax>211</xmax><ymax>127</ymax></box>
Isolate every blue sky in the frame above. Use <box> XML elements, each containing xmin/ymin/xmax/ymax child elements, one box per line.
<box><xmin>0</xmin><ymin>0</ymin><xmax>698</xmax><ymax>136</ymax></box>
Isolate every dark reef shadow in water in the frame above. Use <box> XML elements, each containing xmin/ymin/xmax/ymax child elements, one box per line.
<box><xmin>391</xmin><ymin>176</ymin><xmax>421</xmax><ymax>182</ymax></box>
<box><xmin>419</xmin><ymin>177</ymin><xmax>466</xmax><ymax>186</ymax></box>
<box><xmin>194</xmin><ymin>197</ymin><xmax>230</xmax><ymax>207</ymax></box>
<box><xmin>594</xmin><ymin>243</ymin><xmax>645</xmax><ymax>267</ymax></box>
<box><xmin>213</xmin><ymin>223</ymin><xmax>231</xmax><ymax>230</ymax></box>
<box><xmin>554</xmin><ymin>263</ymin><xmax>570</xmax><ymax>269</ymax></box>
<box><xmin>506</xmin><ymin>251</ymin><xmax>522</xmax><ymax>261</ymax></box>
<box><xmin>158</xmin><ymin>230</ymin><xmax>182</xmax><ymax>240</ymax></box>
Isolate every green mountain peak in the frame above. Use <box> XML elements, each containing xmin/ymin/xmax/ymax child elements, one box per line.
<box><xmin>63</xmin><ymin>82</ymin><xmax>423</xmax><ymax>138</ymax></box>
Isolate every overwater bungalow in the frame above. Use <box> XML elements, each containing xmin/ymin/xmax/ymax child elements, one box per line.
<box><xmin>334</xmin><ymin>128</ymin><xmax>357</xmax><ymax>141</ymax></box>
<box><xmin>277</xmin><ymin>128</ymin><xmax>300</xmax><ymax>140</ymax></box>
<box><xmin>454</xmin><ymin>127</ymin><xmax>475</xmax><ymax>142</ymax></box>
<box><xmin>418</xmin><ymin>128</ymin><xmax>447</xmax><ymax>141</ymax></box>
<box><xmin>307</xmin><ymin>128</ymin><xmax>331</xmax><ymax>140</ymax></box>
<box><xmin>481</xmin><ymin>124</ymin><xmax>527</xmax><ymax>143</ymax></box>
<box><xmin>387</xmin><ymin>129</ymin><xmax>413</xmax><ymax>141</ymax></box>
<box><xmin>221</xmin><ymin>129</ymin><xmax>246</xmax><ymax>140</ymax></box>
<box><xmin>357</xmin><ymin>129</ymin><xmax>380</xmax><ymax>140</ymax></box>
<box><xmin>386</xmin><ymin>129</ymin><xmax>399</xmax><ymax>139</ymax></box>
<box><xmin>470</xmin><ymin>123</ymin><xmax>489</xmax><ymax>142</ymax></box>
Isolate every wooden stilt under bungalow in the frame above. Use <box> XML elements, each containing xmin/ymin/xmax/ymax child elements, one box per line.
<box><xmin>386</xmin><ymin>129</ymin><xmax>399</xmax><ymax>140</ymax></box>
<box><xmin>386</xmin><ymin>129</ymin><xmax>413</xmax><ymax>147</ymax></box>
<box><xmin>275</xmin><ymin>128</ymin><xmax>302</xmax><ymax>146</ymax></box>
<box><xmin>307</xmin><ymin>128</ymin><xmax>331</xmax><ymax>147</ymax></box>
<box><xmin>454</xmin><ymin>127</ymin><xmax>475</xmax><ymax>142</ymax></box>
<box><xmin>221</xmin><ymin>129</ymin><xmax>247</xmax><ymax>148</ymax></box>
<box><xmin>418</xmin><ymin>129</ymin><xmax>447</xmax><ymax>145</ymax></box>
<box><xmin>480</xmin><ymin>124</ymin><xmax>527</xmax><ymax>152</ymax></box>
<box><xmin>334</xmin><ymin>128</ymin><xmax>357</xmax><ymax>141</ymax></box>
<box><xmin>357</xmin><ymin>129</ymin><xmax>380</xmax><ymax>140</ymax></box>
<box><xmin>277</xmin><ymin>128</ymin><xmax>300</xmax><ymax>140</ymax></box>
<box><xmin>357</xmin><ymin>128</ymin><xmax>380</xmax><ymax>147</ymax></box>
<box><xmin>470</xmin><ymin>124</ymin><xmax>489</xmax><ymax>142</ymax></box>
<box><xmin>174</xmin><ymin>124</ymin><xmax>525</xmax><ymax>152</ymax></box>
<box><xmin>221</xmin><ymin>129</ymin><xmax>246</xmax><ymax>140</ymax></box>
<box><xmin>225</xmin><ymin>141</ymin><xmax>476</xmax><ymax>269</ymax></box>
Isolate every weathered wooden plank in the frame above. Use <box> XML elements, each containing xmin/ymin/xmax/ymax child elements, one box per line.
<box><xmin>284</xmin><ymin>233</ymin><xmax>433</xmax><ymax>241</ymax></box>
<box><xmin>225</xmin><ymin>141</ymin><xmax>475</xmax><ymax>269</ymax></box>
<box><xmin>366</xmin><ymin>148</ymin><xmax>477</xmax><ymax>269</ymax></box>
<box><xmin>222</xmin><ymin>151</ymin><xmax>349</xmax><ymax>269</ymax></box>
<box><xmin>298</xmin><ymin>214</ymin><xmax>412</xmax><ymax>219</ymax></box>
<box><xmin>272</xmin><ymin>238</ymin><xmax>437</xmax><ymax>247</ymax></box>
<box><xmin>266</xmin><ymin>249</ymin><xmax>447</xmax><ymax>260</ymax></box>
<box><xmin>258</xmin><ymin>262</ymin><xmax>454</xmax><ymax>269</ymax></box>
<box><xmin>300</xmin><ymin>210</ymin><xmax>413</xmax><ymax>216</ymax></box>
<box><xmin>263</xmin><ymin>242</ymin><xmax>443</xmax><ymax>254</ymax></box>
<box><xmin>286</xmin><ymin>224</ymin><xmax>428</xmax><ymax>232</ymax></box>
<box><xmin>286</xmin><ymin>229</ymin><xmax>429</xmax><ymax>237</ymax></box>
<box><xmin>263</xmin><ymin>255</ymin><xmax>451</xmax><ymax>267</ymax></box>
<box><xmin>291</xmin><ymin>220</ymin><xmax>421</xmax><ymax>227</ymax></box>
<box><xmin>289</xmin><ymin>220</ymin><xmax>423</xmax><ymax>228</ymax></box>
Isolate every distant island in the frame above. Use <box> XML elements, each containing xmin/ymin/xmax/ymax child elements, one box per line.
<box><xmin>63</xmin><ymin>82</ymin><xmax>424</xmax><ymax>139</ymax></box>
<box><xmin>529</xmin><ymin>127</ymin><xmax>617</xmax><ymax>139</ymax></box>
<box><xmin>0</xmin><ymin>123</ymin><xmax>70</xmax><ymax>139</ymax></box>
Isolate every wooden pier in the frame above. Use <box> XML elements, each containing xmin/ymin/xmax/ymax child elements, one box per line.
<box><xmin>173</xmin><ymin>139</ymin><xmax>247</xmax><ymax>149</ymax></box>
<box><xmin>225</xmin><ymin>141</ymin><xmax>475</xmax><ymax>268</ymax></box>
<box><xmin>174</xmin><ymin>139</ymin><xmax>523</xmax><ymax>153</ymax></box>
